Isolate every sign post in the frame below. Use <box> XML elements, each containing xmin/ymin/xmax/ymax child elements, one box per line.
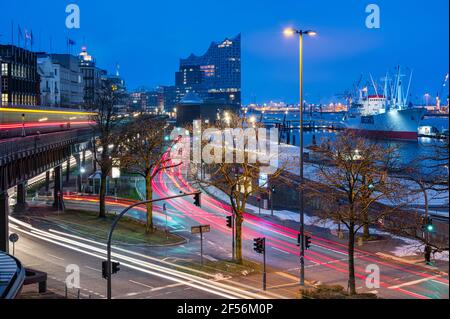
<box><xmin>191</xmin><ymin>225</ymin><xmax>211</xmax><ymax>266</ymax></box>
<box><xmin>9</xmin><ymin>233</ymin><xmax>19</xmax><ymax>256</ymax></box>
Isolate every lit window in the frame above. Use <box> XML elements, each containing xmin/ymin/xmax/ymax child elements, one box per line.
<box><xmin>1</xmin><ymin>93</ymin><xmax>8</xmax><ymax>105</ymax></box>
<box><xmin>1</xmin><ymin>63</ymin><xmax>8</xmax><ymax>76</ymax></box>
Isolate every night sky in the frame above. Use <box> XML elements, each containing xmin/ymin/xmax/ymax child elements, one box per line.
<box><xmin>0</xmin><ymin>0</ymin><xmax>448</xmax><ymax>105</ymax></box>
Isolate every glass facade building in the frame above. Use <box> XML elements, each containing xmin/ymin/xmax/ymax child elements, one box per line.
<box><xmin>178</xmin><ymin>34</ymin><xmax>241</xmax><ymax>106</ymax></box>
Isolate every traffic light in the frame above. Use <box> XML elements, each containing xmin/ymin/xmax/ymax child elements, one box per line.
<box><xmin>112</xmin><ymin>261</ymin><xmax>120</xmax><ymax>274</ymax></box>
<box><xmin>102</xmin><ymin>261</ymin><xmax>121</xmax><ymax>279</ymax></box>
<box><xmin>193</xmin><ymin>192</ymin><xmax>201</xmax><ymax>207</ymax></box>
<box><xmin>421</xmin><ymin>216</ymin><xmax>434</xmax><ymax>232</ymax></box>
<box><xmin>253</xmin><ymin>237</ymin><xmax>265</xmax><ymax>254</ymax></box>
<box><xmin>270</xmin><ymin>185</ymin><xmax>276</xmax><ymax>193</ymax></box>
<box><xmin>297</xmin><ymin>233</ymin><xmax>312</xmax><ymax>250</ymax></box>
<box><xmin>102</xmin><ymin>261</ymin><xmax>108</xmax><ymax>279</ymax></box>
<box><xmin>305</xmin><ymin>235</ymin><xmax>312</xmax><ymax>250</ymax></box>
<box><xmin>226</xmin><ymin>215</ymin><xmax>233</xmax><ymax>228</ymax></box>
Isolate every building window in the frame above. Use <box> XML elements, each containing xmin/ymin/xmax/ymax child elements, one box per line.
<box><xmin>1</xmin><ymin>63</ymin><xmax>8</xmax><ymax>76</ymax></box>
<box><xmin>1</xmin><ymin>93</ymin><xmax>8</xmax><ymax>105</ymax></box>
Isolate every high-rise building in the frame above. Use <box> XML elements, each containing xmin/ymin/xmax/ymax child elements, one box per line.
<box><xmin>178</xmin><ymin>34</ymin><xmax>241</xmax><ymax>105</ymax></box>
<box><xmin>0</xmin><ymin>45</ymin><xmax>40</xmax><ymax>106</ymax></box>
<box><xmin>79</xmin><ymin>46</ymin><xmax>107</xmax><ymax>106</ymax></box>
<box><xmin>37</xmin><ymin>53</ymin><xmax>84</xmax><ymax>108</ymax></box>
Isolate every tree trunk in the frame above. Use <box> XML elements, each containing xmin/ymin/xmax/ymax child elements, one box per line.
<box><xmin>235</xmin><ymin>212</ymin><xmax>243</xmax><ymax>264</ymax></box>
<box><xmin>99</xmin><ymin>170</ymin><xmax>107</xmax><ymax>218</ymax></box>
<box><xmin>348</xmin><ymin>222</ymin><xmax>357</xmax><ymax>295</ymax></box>
<box><xmin>145</xmin><ymin>173</ymin><xmax>154</xmax><ymax>233</ymax></box>
<box><xmin>363</xmin><ymin>213</ymin><xmax>370</xmax><ymax>240</ymax></box>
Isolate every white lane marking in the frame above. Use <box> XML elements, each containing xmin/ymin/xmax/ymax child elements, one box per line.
<box><xmin>151</xmin><ymin>282</ymin><xmax>185</xmax><ymax>292</ymax></box>
<box><xmin>85</xmin><ymin>266</ymin><xmax>101</xmax><ymax>273</ymax></box>
<box><xmin>9</xmin><ymin>222</ymin><xmax>263</xmax><ymax>299</ymax></box>
<box><xmin>129</xmin><ymin>280</ymin><xmax>154</xmax><ymax>289</ymax></box>
<box><xmin>47</xmin><ymin>254</ymin><xmax>65</xmax><ymax>261</ymax></box>
<box><xmin>388</xmin><ymin>275</ymin><xmax>441</xmax><ymax>289</ymax></box>
<box><xmin>271</xmin><ymin>246</ymin><xmax>290</xmax><ymax>254</ymax></box>
<box><xmin>431</xmin><ymin>279</ymin><xmax>449</xmax><ymax>286</ymax></box>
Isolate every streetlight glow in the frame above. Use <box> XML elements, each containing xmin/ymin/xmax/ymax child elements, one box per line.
<box><xmin>283</xmin><ymin>28</ymin><xmax>295</xmax><ymax>37</ymax></box>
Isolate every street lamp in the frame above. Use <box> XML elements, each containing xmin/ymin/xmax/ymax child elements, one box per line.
<box><xmin>80</xmin><ymin>167</ymin><xmax>86</xmax><ymax>192</ymax></box>
<box><xmin>284</xmin><ymin>26</ymin><xmax>316</xmax><ymax>287</ymax></box>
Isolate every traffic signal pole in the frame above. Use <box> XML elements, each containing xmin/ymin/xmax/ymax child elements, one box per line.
<box><xmin>263</xmin><ymin>238</ymin><xmax>267</xmax><ymax>291</ymax></box>
<box><xmin>106</xmin><ymin>191</ymin><xmax>201</xmax><ymax>299</ymax></box>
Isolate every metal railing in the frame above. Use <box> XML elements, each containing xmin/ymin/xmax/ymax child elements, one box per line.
<box><xmin>0</xmin><ymin>252</ymin><xmax>25</xmax><ymax>299</ymax></box>
<box><xmin>0</xmin><ymin>128</ymin><xmax>93</xmax><ymax>162</ymax></box>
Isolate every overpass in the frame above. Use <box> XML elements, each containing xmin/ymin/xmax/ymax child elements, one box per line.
<box><xmin>0</xmin><ymin>128</ymin><xmax>94</xmax><ymax>252</ymax></box>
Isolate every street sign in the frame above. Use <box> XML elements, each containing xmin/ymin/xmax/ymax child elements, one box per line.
<box><xmin>9</xmin><ymin>233</ymin><xmax>19</xmax><ymax>243</ymax></box>
<box><xmin>191</xmin><ymin>225</ymin><xmax>210</xmax><ymax>234</ymax></box>
<box><xmin>9</xmin><ymin>233</ymin><xmax>19</xmax><ymax>256</ymax></box>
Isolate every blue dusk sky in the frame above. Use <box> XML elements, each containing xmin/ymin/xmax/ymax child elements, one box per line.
<box><xmin>0</xmin><ymin>0</ymin><xmax>448</xmax><ymax>104</ymax></box>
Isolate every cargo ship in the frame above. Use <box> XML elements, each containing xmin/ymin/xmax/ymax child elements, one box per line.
<box><xmin>343</xmin><ymin>67</ymin><xmax>426</xmax><ymax>140</ymax></box>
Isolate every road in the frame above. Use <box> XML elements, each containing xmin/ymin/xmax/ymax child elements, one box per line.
<box><xmin>10</xmin><ymin>216</ymin><xmax>271</xmax><ymax>299</ymax></box>
<box><xmin>145</xmin><ymin>157</ymin><xmax>449</xmax><ymax>299</ymax></box>
<box><xmin>9</xmin><ymin>155</ymin><xmax>449</xmax><ymax>299</ymax></box>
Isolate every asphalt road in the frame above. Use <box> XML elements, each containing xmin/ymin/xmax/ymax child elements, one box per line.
<box><xmin>145</xmin><ymin>159</ymin><xmax>449</xmax><ymax>299</ymax></box>
<box><xmin>10</xmin><ymin>216</ymin><xmax>269</xmax><ymax>299</ymax></box>
<box><xmin>9</xmin><ymin>157</ymin><xmax>449</xmax><ymax>299</ymax></box>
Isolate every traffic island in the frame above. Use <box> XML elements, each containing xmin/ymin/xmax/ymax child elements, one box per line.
<box><xmin>44</xmin><ymin>209</ymin><xmax>186</xmax><ymax>246</ymax></box>
<box><xmin>300</xmin><ymin>284</ymin><xmax>378</xmax><ymax>299</ymax></box>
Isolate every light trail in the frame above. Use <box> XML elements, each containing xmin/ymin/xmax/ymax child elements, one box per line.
<box><xmin>9</xmin><ymin>216</ymin><xmax>270</xmax><ymax>299</ymax></box>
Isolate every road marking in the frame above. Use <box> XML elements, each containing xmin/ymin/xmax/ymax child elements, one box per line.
<box><xmin>151</xmin><ymin>282</ymin><xmax>186</xmax><ymax>292</ymax></box>
<box><xmin>271</xmin><ymin>247</ymin><xmax>290</xmax><ymax>254</ymax></box>
<box><xmin>431</xmin><ymin>279</ymin><xmax>449</xmax><ymax>286</ymax></box>
<box><xmin>203</xmin><ymin>254</ymin><xmax>218</xmax><ymax>262</ymax></box>
<box><xmin>47</xmin><ymin>254</ymin><xmax>65</xmax><ymax>261</ymax></box>
<box><xmin>85</xmin><ymin>266</ymin><xmax>101</xmax><ymax>273</ymax></box>
<box><xmin>129</xmin><ymin>280</ymin><xmax>154</xmax><ymax>289</ymax></box>
<box><xmin>388</xmin><ymin>275</ymin><xmax>441</xmax><ymax>289</ymax></box>
<box><xmin>274</xmin><ymin>272</ymin><xmax>299</xmax><ymax>282</ymax></box>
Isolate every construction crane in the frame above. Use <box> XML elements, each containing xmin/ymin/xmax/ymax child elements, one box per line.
<box><xmin>437</xmin><ymin>73</ymin><xmax>449</xmax><ymax>110</ymax></box>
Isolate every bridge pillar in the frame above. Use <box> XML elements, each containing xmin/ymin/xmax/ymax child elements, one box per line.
<box><xmin>66</xmin><ymin>157</ymin><xmax>71</xmax><ymax>183</ymax></box>
<box><xmin>82</xmin><ymin>150</ymin><xmax>86</xmax><ymax>168</ymax></box>
<box><xmin>0</xmin><ymin>191</ymin><xmax>9</xmax><ymax>253</ymax></box>
<box><xmin>45</xmin><ymin>171</ymin><xmax>50</xmax><ymax>193</ymax></box>
<box><xmin>75</xmin><ymin>153</ymin><xmax>82</xmax><ymax>193</ymax></box>
<box><xmin>14</xmin><ymin>182</ymin><xmax>28</xmax><ymax>212</ymax></box>
<box><xmin>53</xmin><ymin>165</ymin><xmax>63</xmax><ymax>210</ymax></box>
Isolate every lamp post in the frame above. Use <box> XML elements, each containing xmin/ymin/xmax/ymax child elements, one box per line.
<box><xmin>105</xmin><ymin>191</ymin><xmax>201</xmax><ymax>299</ymax></box>
<box><xmin>284</xmin><ymin>27</ymin><xmax>316</xmax><ymax>286</ymax></box>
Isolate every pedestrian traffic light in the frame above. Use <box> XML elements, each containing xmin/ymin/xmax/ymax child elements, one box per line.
<box><xmin>226</xmin><ymin>215</ymin><xmax>233</xmax><ymax>228</ymax></box>
<box><xmin>112</xmin><ymin>261</ymin><xmax>120</xmax><ymax>274</ymax></box>
<box><xmin>193</xmin><ymin>192</ymin><xmax>201</xmax><ymax>207</ymax></box>
<box><xmin>253</xmin><ymin>237</ymin><xmax>265</xmax><ymax>254</ymax></box>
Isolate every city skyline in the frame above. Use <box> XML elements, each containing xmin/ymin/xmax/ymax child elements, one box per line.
<box><xmin>0</xmin><ymin>0</ymin><xmax>448</xmax><ymax>105</ymax></box>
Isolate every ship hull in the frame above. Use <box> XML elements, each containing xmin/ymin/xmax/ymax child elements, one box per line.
<box><xmin>344</xmin><ymin>108</ymin><xmax>426</xmax><ymax>141</ymax></box>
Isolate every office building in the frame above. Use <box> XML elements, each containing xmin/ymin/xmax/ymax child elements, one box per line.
<box><xmin>0</xmin><ymin>45</ymin><xmax>40</xmax><ymax>106</ymax></box>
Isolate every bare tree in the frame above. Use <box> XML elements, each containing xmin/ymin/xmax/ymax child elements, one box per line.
<box><xmin>88</xmin><ymin>86</ymin><xmax>123</xmax><ymax>218</ymax></box>
<box><xmin>189</xmin><ymin>112</ymin><xmax>286</xmax><ymax>264</ymax></box>
<box><xmin>119</xmin><ymin>115</ymin><xmax>179</xmax><ymax>233</ymax></box>
<box><xmin>306</xmin><ymin>131</ymin><xmax>406</xmax><ymax>295</ymax></box>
